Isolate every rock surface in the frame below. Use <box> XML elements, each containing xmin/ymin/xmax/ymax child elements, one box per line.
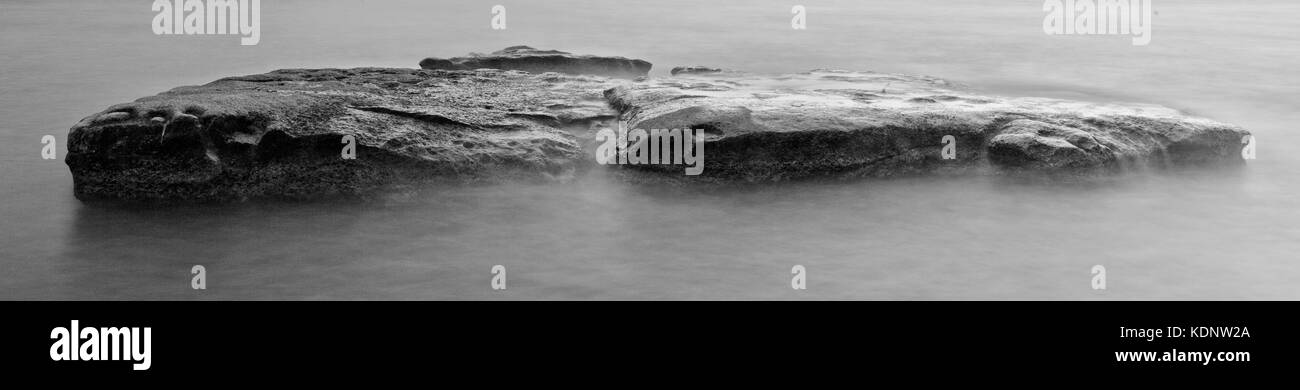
<box><xmin>605</xmin><ymin>69</ymin><xmax>1249</xmax><ymax>180</ymax></box>
<box><xmin>670</xmin><ymin>66</ymin><xmax>726</xmax><ymax>76</ymax></box>
<box><xmin>66</xmin><ymin>68</ymin><xmax>619</xmax><ymax>201</ymax></box>
<box><xmin>66</xmin><ymin>49</ymin><xmax>1251</xmax><ymax>201</ymax></box>
<box><xmin>420</xmin><ymin>46</ymin><xmax>652</xmax><ymax>79</ymax></box>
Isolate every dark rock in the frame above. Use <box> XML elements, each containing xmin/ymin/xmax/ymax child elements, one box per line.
<box><xmin>67</xmin><ymin>50</ymin><xmax>1252</xmax><ymax>201</ymax></box>
<box><xmin>670</xmin><ymin>66</ymin><xmax>725</xmax><ymax>76</ymax></box>
<box><xmin>66</xmin><ymin>68</ymin><xmax>619</xmax><ymax>201</ymax></box>
<box><xmin>416</xmin><ymin>57</ymin><xmax>457</xmax><ymax>70</ymax></box>
<box><xmin>604</xmin><ymin>69</ymin><xmax>1250</xmax><ymax>180</ymax></box>
<box><xmin>419</xmin><ymin>46</ymin><xmax>652</xmax><ymax>79</ymax></box>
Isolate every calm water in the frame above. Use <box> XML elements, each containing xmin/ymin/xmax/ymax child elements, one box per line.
<box><xmin>1</xmin><ymin>0</ymin><xmax>1297</xmax><ymax>299</ymax></box>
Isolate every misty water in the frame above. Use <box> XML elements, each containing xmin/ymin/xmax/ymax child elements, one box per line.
<box><xmin>1</xmin><ymin>0</ymin><xmax>1297</xmax><ymax>299</ymax></box>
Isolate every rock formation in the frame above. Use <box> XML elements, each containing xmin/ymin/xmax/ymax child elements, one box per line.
<box><xmin>606</xmin><ymin>69</ymin><xmax>1248</xmax><ymax>180</ymax></box>
<box><xmin>65</xmin><ymin>47</ymin><xmax>1251</xmax><ymax>201</ymax></box>
<box><xmin>66</xmin><ymin>67</ymin><xmax>618</xmax><ymax>201</ymax></box>
<box><xmin>419</xmin><ymin>46</ymin><xmax>652</xmax><ymax>79</ymax></box>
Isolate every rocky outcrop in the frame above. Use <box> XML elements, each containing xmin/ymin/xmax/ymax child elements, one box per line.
<box><xmin>66</xmin><ymin>49</ymin><xmax>1251</xmax><ymax>201</ymax></box>
<box><xmin>419</xmin><ymin>46</ymin><xmax>652</xmax><ymax>79</ymax></box>
<box><xmin>670</xmin><ymin>66</ymin><xmax>726</xmax><ymax>76</ymax></box>
<box><xmin>606</xmin><ymin>69</ymin><xmax>1249</xmax><ymax>180</ymax></box>
<box><xmin>66</xmin><ymin>68</ymin><xmax>619</xmax><ymax>201</ymax></box>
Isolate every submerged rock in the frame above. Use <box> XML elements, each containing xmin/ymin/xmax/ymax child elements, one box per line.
<box><xmin>419</xmin><ymin>46</ymin><xmax>652</xmax><ymax>79</ymax></box>
<box><xmin>670</xmin><ymin>66</ymin><xmax>727</xmax><ymax>76</ymax></box>
<box><xmin>605</xmin><ymin>69</ymin><xmax>1249</xmax><ymax>180</ymax></box>
<box><xmin>66</xmin><ymin>68</ymin><xmax>619</xmax><ymax>201</ymax></box>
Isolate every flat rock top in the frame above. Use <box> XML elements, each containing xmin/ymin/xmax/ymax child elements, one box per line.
<box><xmin>474</xmin><ymin>45</ymin><xmax>643</xmax><ymax>61</ymax></box>
<box><xmin>420</xmin><ymin>46</ymin><xmax>652</xmax><ymax>79</ymax></box>
<box><xmin>79</xmin><ymin>67</ymin><xmax>620</xmax><ymax>145</ymax></box>
<box><xmin>68</xmin><ymin>67</ymin><xmax>626</xmax><ymax>201</ymax></box>
<box><xmin>615</xmin><ymin>69</ymin><xmax>1216</xmax><ymax>134</ymax></box>
<box><xmin>607</xmin><ymin>69</ymin><xmax>1246</xmax><ymax>173</ymax></box>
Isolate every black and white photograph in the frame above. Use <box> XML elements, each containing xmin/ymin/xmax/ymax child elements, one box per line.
<box><xmin>1</xmin><ymin>0</ymin><xmax>1296</xmax><ymax>376</ymax></box>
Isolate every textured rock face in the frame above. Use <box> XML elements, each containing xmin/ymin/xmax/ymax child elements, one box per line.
<box><xmin>419</xmin><ymin>46</ymin><xmax>652</xmax><ymax>79</ymax></box>
<box><xmin>66</xmin><ymin>49</ymin><xmax>1252</xmax><ymax>201</ymax></box>
<box><xmin>605</xmin><ymin>69</ymin><xmax>1249</xmax><ymax>180</ymax></box>
<box><xmin>670</xmin><ymin>66</ymin><xmax>725</xmax><ymax>76</ymax></box>
<box><xmin>66</xmin><ymin>68</ymin><xmax>619</xmax><ymax>201</ymax></box>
